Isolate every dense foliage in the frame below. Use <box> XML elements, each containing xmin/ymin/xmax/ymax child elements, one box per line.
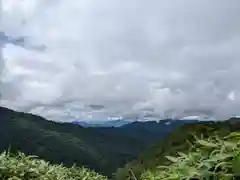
<box><xmin>115</xmin><ymin>120</ymin><xmax>240</xmax><ymax>179</ymax></box>
<box><xmin>0</xmin><ymin>151</ymin><xmax>107</xmax><ymax>180</ymax></box>
<box><xmin>0</xmin><ymin>106</ymin><xmax>179</xmax><ymax>177</ymax></box>
<box><xmin>1</xmin><ymin>106</ymin><xmax>240</xmax><ymax>179</ymax></box>
<box><xmin>2</xmin><ymin>130</ymin><xmax>240</xmax><ymax>180</ymax></box>
<box><xmin>141</xmin><ymin>132</ymin><xmax>240</xmax><ymax>179</ymax></box>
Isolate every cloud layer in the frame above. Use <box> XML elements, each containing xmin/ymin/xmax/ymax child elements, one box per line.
<box><xmin>1</xmin><ymin>0</ymin><xmax>240</xmax><ymax>121</ymax></box>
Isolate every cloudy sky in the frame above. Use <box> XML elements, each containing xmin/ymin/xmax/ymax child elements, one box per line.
<box><xmin>0</xmin><ymin>0</ymin><xmax>240</xmax><ymax>121</ymax></box>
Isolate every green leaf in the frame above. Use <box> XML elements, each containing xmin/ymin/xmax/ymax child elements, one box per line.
<box><xmin>165</xmin><ymin>156</ymin><xmax>180</xmax><ymax>163</ymax></box>
<box><xmin>232</xmin><ymin>154</ymin><xmax>240</xmax><ymax>175</ymax></box>
<box><xmin>197</xmin><ymin>140</ymin><xmax>219</xmax><ymax>148</ymax></box>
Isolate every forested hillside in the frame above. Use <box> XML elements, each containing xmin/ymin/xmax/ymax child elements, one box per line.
<box><xmin>0</xmin><ymin>106</ymin><xmax>182</xmax><ymax>177</ymax></box>
<box><xmin>115</xmin><ymin>119</ymin><xmax>240</xmax><ymax>179</ymax></box>
<box><xmin>0</xmin><ymin>106</ymin><xmax>145</xmax><ymax>176</ymax></box>
<box><xmin>1</xmin><ymin>119</ymin><xmax>240</xmax><ymax>180</ymax></box>
<box><xmin>1</xmin><ymin>106</ymin><xmax>240</xmax><ymax>179</ymax></box>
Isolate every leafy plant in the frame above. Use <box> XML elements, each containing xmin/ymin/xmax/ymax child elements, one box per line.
<box><xmin>115</xmin><ymin>121</ymin><xmax>239</xmax><ymax>180</ymax></box>
<box><xmin>141</xmin><ymin>132</ymin><xmax>240</xmax><ymax>180</ymax></box>
<box><xmin>0</xmin><ymin>151</ymin><xmax>107</xmax><ymax>180</ymax></box>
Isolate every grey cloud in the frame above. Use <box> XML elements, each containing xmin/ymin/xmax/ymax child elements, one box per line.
<box><xmin>0</xmin><ymin>31</ymin><xmax>46</xmax><ymax>50</ymax></box>
<box><xmin>1</xmin><ymin>0</ymin><xmax>240</xmax><ymax>121</ymax></box>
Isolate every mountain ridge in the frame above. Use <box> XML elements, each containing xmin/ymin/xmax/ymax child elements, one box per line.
<box><xmin>0</xmin><ymin>106</ymin><xmax>192</xmax><ymax>177</ymax></box>
<box><xmin>72</xmin><ymin>119</ymin><xmax>133</xmax><ymax>127</ymax></box>
<box><xmin>1</xmin><ymin>105</ymin><xmax>238</xmax><ymax>178</ymax></box>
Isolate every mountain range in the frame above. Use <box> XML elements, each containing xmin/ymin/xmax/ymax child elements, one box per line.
<box><xmin>0</xmin><ymin>106</ymin><xmax>239</xmax><ymax>178</ymax></box>
<box><xmin>72</xmin><ymin>119</ymin><xmax>133</xmax><ymax>127</ymax></box>
<box><xmin>0</xmin><ymin>106</ymin><xmax>189</xmax><ymax>177</ymax></box>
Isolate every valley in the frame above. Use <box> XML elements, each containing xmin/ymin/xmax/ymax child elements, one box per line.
<box><xmin>0</xmin><ymin>106</ymin><xmax>240</xmax><ymax>179</ymax></box>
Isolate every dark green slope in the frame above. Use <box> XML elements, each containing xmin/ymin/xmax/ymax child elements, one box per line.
<box><xmin>115</xmin><ymin>120</ymin><xmax>240</xmax><ymax>180</ymax></box>
<box><xmin>0</xmin><ymin>106</ymin><xmax>147</xmax><ymax>176</ymax></box>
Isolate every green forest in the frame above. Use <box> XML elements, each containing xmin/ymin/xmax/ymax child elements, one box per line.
<box><xmin>0</xmin><ymin>106</ymin><xmax>240</xmax><ymax>179</ymax></box>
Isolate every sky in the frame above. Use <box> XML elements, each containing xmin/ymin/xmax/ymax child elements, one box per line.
<box><xmin>0</xmin><ymin>0</ymin><xmax>240</xmax><ymax>121</ymax></box>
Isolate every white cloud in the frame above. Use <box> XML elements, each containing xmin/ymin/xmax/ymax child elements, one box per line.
<box><xmin>228</xmin><ymin>91</ymin><xmax>235</xmax><ymax>101</ymax></box>
<box><xmin>1</xmin><ymin>0</ymin><xmax>240</xmax><ymax>121</ymax></box>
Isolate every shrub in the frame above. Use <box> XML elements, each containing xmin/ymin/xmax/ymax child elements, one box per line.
<box><xmin>141</xmin><ymin>132</ymin><xmax>240</xmax><ymax>180</ymax></box>
<box><xmin>0</xmin><ymin>151</ymin><xmax>107</xmax><ymax>180</ymax></box>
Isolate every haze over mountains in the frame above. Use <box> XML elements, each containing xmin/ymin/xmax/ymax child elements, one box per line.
<box><xmin>71</xmin><ymin>117</ymin><xmax>217</xmax><ymax>128</ymax></box>
<box><xmin>72</xmin><ymin>120</ymin><xmax>133</xmax><ymax>127</ymax></box>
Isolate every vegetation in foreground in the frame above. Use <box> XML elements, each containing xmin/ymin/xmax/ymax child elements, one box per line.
<box><xmin>141</xmin><ymin>132</ymin><xmax>240</xmax><ymax>180</ymax></box>
<box><xmin>1</xmin><ymin>106</ymin><xmax>240</xmax><ymax>179</ymax></box>
<box><xmin>1</xmin><ymin>131</ymin><xmax>240</xmax><ymax>180</ymax></box>
<box><xmin>115</xmin><ymin>121</ymin><xmax>240</xmax><ymax>180</ymax></box>
<box><xmin>0</xmin><ymin>151</ymin><xmax>107</xmax><ymax>180</ymax></box>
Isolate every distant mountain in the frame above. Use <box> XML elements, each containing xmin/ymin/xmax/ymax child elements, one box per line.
<box><xmin>71</xmin><ymin>119</ymin><xmax>213</xmax><ymax>150</ymax></box>
<box><xmin>89</xmin><ymin>119</ymin><xmax>206</xmax><ymax>149</ymax></box>
<box><xmin>72</xmin><ymin>121</ymin><xmax>91</xmax><ymax>127</ymax></box>
<box><xmin>121</xmin><ymin>119</ymin><xmax>199</xmax><ymax>133</ymax></box>
<box><xmin>72</xmin><ymin>117</ymin><xmax>216</xmax><ymax>128</ymax></box>
<box><xmin>101</xmin><ymin>120</ymin><xmax>134</xmax><ymax>127</ymax></box>
<box><xmin>72</xmin><ymin>119</ymin><xmax>133</xmax><ymax>127</ymax></box>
